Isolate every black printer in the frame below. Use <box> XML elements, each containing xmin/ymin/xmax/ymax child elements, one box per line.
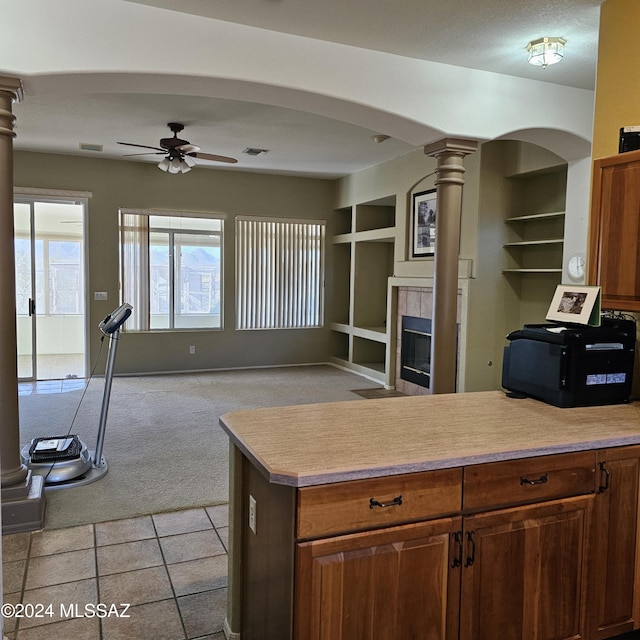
<box><xmin>502</xmin><ymin>316</ymin><xmax>636</xmax><ymax>408</ymax></box>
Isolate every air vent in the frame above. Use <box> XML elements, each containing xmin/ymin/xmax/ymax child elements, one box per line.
<box><xmin>79</xmin><ymin>143</ymin><xmax>103</xmax><ymax>152</ymax></box>
<box><xmin>242</xmin><ymin>148</ymin><xmax>269</xmax><ymax>156</ymax></box>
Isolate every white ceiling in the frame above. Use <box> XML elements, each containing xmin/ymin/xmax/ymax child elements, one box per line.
<box><xmin>11</xmin><ymin>0</ymin><xmax>604</xmax><ymax>178</ymax></box>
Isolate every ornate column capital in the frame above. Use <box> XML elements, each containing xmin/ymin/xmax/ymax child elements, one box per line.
<box><xmin>424</xmin><ymin>138</ymin><xmax>478</xmax><ymax>158</ymax></box>
<box><xmin>0</xmin><ymin>75</ymin><xmax>23</xmax><ymax>141</ymax></box>
<box><xmin>0</xmin><ymin>75</ymin><xmax>24</xmax><ymax>100</ymax></box>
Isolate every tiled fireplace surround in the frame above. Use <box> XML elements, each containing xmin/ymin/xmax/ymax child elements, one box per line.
<box><xmin>394</xmin><ymin>284</ymin><xmax>463</xmax><ymax>395</ymax></box>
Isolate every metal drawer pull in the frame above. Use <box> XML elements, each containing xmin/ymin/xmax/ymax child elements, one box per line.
<box><xmin>520</xmin><ymin>473</ymin><xmax>548</xmax><ymax>486</ymax></box>
<box><xmin>465</xmin><ymin>531</ymin><xmax>476</xmax><ymax>567</ymax></box>
<box><xmin>598</xmin><ymin>462</ymin><xmax>610</xmax><ymax>493</ymax></box>
<box><xmin>369</xmin><ymin>495</ymin><xmax>403</xmax><ymax>509</ymax></box>
<box><xmin>451</xmin><ymin>531</ymin><xmax>463</xmax><ymax>568</ymax></box>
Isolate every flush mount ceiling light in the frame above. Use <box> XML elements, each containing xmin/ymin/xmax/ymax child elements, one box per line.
<box><xmin>526</xmin><ymin>37</ymin><xmax>566</xmax><ymax>68</ymax></box>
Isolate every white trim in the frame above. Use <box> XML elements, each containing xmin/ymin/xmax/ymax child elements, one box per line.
<box><xmin>14</xmin><ymin>186</ymin><xmax>92</xmax><ymax>199</ymax></box>
<box><xmin>120</xmin><ymin>207</ymin><xmax>226</xmax><ymax>219</ymax></box>
<box><xmin>110</xmin><ymin>361</ymin><xmax>355</xmax><ymax>378</ymax></box>
<box><xmin>224</xmin><ymin>617</ymin><xmax>241</xmax><ymax>639</ymax></box>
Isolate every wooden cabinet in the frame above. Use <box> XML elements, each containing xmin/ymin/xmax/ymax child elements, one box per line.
<box><xmin>591</xmin><ymin>446</ymin><xmax>640</xmax><ymax>639</ymax></box>
<box><xmin>460</xmin><ymin>496</ymin><xmax>593</xmax><ymax>640</ymax></box>
<box><xmin>295</xmin><ymin>518</ymin><xmax>462</xmax><ymax>640</ymax></box>
<box><xmin>297</xmin><ymin>468</ymin><xmax>461</xmax><ymax>539</ymax></box>
<box><xmin>588</xmin><ymin>149</ymin><xmax>640</xmax><ymax>311</ymax></box>
<box><xmin>295</xmin><ymin>491</ymin><xmax>593</xmax><ymax>640</ymax></box>
<box><xmin>293</xmin><ymin>453</ymin><xmax>596</xmax><ymax>640</ymax></box>
<box><xmin>232</xmin><ymin>446</ymin><xmax>640</xmax><ymax>640</ymax></box>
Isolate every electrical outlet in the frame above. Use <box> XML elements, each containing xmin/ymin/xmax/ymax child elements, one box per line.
<box><xmin>94</xmin><ymin>291</ymin><xmax>108</xmax><ymax>301</ymax></box>
<box><xmin>249</xmin><ymin>494</ymin><xmax>257</xmax><ymax>534</ymax></box>
<box><xmin>189</xmin><ymin>345</ymin><xmax>196</xmax><ymax>355</ymax></box>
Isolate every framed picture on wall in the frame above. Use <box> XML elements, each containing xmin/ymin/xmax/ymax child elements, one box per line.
<box><xmin>412</xmin><ymin>189</ymin><xmax>437</xmax><ymax>257</ymax></box>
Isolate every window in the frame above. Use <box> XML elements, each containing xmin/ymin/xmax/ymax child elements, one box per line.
<box><xmin>14</xmin><ymin>201</ymin><xmax>85</xmax><ymax>318</ymax></box>
<box><xmin>235</xmin><ymin>216</ymin><xmax>325</xmax><ymax>329</ymax></box>
<box><xmin>120</xmin><ymin>210</ymin><xmax>223</xmax><ymax>331</ymax></box>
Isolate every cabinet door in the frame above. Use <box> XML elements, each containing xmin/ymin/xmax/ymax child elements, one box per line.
<box><xmin>459</xmin><ymin>495</ymin><xmax>593</xmax><ymax>640</ymax></box>
<box><xmin>589</xmin><ymin>149</ymin><xmax>640</xmax><ymax>311</ymax></box>
<box><xmin>295</xmin><ymin>517</ymin><xmax>462</xmax><ymax>640</ymax></box>
<box><xmin>592</xmin><ymin>447</ymin><xmax>640</xmax><ymax>639</ymax></box>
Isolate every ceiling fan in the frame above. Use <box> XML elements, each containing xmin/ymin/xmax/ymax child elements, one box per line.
<box><xmin>117</xmin><ymin>122</ymin><xmax>238</xmax><ymax>173</ymax></box>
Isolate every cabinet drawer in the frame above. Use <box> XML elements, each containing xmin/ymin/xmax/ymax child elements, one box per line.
<box><xmin>297</xmin><ymin>467</ymin><xmax>462</xmax><ymax>539</ymax></box>
<box><xmin>463</xmin><ymin>451</ymin><xmax>596</xmax><ymax>512</ymax></box>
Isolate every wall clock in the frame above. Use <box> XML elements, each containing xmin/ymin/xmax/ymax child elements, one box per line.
<box><xmin>567</xmin><ymin>254</ymin><xmax>586</xmax><ymax>281</ymax></box>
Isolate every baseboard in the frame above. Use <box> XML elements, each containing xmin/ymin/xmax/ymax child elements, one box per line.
<box><xmin>114</xmin><ymin>361</ymin><xmax>337</xmax><ymax>378</ymax></box>
<box><xmin>223</xmin><ymin>617</ymin><xmax>240</xmax><ymax>640</ymax></box>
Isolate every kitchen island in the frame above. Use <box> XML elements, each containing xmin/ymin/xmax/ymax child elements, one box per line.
<box><xmin>220</xmin><ymin>390</ymin><xmax>640</xmax><ymax>640</ymax></box>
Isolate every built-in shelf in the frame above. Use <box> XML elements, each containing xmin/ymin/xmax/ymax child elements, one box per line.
<box><xmin>330</xmin><ymin>195</ymin><xmax>396</xmax><ymax>383</ymax></box>
<box><xmin>352</xmin><ymin>325</ymin><xmax>387</xmax><ymax>343</ymax></box>
<box><xmin>505</xmin><ymin>211</ymin><xmax>565</xmax><ymax>223</ymax></box>
<box><xmin>353</xmin><ymin>228</ymin><xmax>395</xmax><ymax>243</ymax></box>
<box><xmin>504</xmin><ymin>239</ymin><xmax>564</xmax><ymax>247</ymax></box>
<box><xmin>502</xmin><ymin>168</ymin><xmax>566</xmax><ymax>278</ymax></box>
<box><xmin>502</xmin><ymin>268</ymin><xmax>563</xmax><ymax>274</ymax></box>
<box><xmin>332</xmin><ymin>233</ymin><xmax>353</xmax><ymax>244</ymax></box>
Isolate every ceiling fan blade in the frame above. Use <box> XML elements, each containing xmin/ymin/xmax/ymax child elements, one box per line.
<box><xmin>176</xmin><ymin>143</ymin><xmax>201</xmax><ymax>154</ymax></box>
<box><xmin>190</xmin><ymin>151</ymin><xmax>238</xmax><ymax>164</ymax></box>
<box><xmin>123</xmin><ymin>152</ymin><xmax>165</xmax><ymax>157</ymax></box>
<box><xmin>117</xmin><ymin>141</ymin><xmax>165</xmax><ymax>152</ymax></box>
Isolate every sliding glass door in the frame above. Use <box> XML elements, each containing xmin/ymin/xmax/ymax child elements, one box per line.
<box><xmin>14</xmin><ymin>197</ymin><xmax>87</xmax><ymax>381</ymax></box>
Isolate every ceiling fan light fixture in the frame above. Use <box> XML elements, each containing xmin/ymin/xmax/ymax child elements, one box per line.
<box><xmin>158</xmin><ymin>157</ymin><xmax>170</xmax><ymax>172</ymax></box>
<box><xmin>183</xmin><ymin>155</ymin><xmax>196</xmax><ymax>168</ymax></box>
<box><xmin>179</xmin><ymin>159</ymin><xmax>192</xmax><ymax>173</ymax></box>
<box><xmin>526</xmin><ymin>37</ymin><xmax>566</xmax><ymax>68</ymax></box>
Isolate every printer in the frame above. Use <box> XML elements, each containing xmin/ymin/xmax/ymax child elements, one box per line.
<box><xmin>502</xmin><ymin>316</ymin><xmax>636</xmax><ymax>408</ymax></box>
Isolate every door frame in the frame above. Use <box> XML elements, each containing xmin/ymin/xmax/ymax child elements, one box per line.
<box><xmin>14</xmin><ymin>187</ymin><xmax>91</xmax><ymax>382</ymax></box>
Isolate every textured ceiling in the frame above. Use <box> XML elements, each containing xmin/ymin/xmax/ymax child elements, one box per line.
<box><xmin>126</xmin><ymin>0</ymin><xmax>603</xmax><ymax>90</ymax></box>
<box><xmin>11</xmin><ymin>0</ymin><xmax>603</xmax><ymax>178</ymax></box>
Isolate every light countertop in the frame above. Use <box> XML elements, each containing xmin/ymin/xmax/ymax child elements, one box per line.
<box><xmin>219</xmin><ymin>390</ymin><xmax>640</xmax><ymax>487</ymax></box>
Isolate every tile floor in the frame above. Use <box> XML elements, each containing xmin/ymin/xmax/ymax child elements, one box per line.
<box><xmin>2</xmin><ymin>505</ymin><xmax>229</xmax><ymax>640</ymax></box>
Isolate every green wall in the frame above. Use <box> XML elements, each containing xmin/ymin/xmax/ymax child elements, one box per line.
<box><xmin>14</xmin><ymin>151</ymin><xmax>338</xmax><ymax>375</ymax></box>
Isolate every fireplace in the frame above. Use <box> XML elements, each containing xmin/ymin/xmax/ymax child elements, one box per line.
<box><xmin>400</xmin><ymin>316</ymin><xmax>431</xmax><ymax>388</ymax></box>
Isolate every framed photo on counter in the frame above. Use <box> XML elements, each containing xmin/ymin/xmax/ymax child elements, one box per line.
<box><xmin>412</xmin><ymin>189</ymin><xmax>437</xmax><ymax>257</ymax></box>
<box><xmin>545</xmin><ymin>284</ymin><xmax>602</xmax><ymax>326</ymax></box>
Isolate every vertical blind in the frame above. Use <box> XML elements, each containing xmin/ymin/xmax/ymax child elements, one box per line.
<box><xmin>120</xmin><ymin>212</ymin><xmax>150</xmax><ymax>331</ymax></box>
<box><xmin>236</xmin><ymin>217</ymin><xmax>325</xmax><ymax>329</ymax></box>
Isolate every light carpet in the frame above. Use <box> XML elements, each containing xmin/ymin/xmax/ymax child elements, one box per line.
<box><xmin>18</xmin><ymin>365</ymin><xmax>377</xmax><ymax>529</ymax></box>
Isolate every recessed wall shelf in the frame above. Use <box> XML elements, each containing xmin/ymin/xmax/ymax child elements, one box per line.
<box><xmin>502</xmin><ymin>167</ymin><xmax>567</xmax><ymax>280</ymax></box>
<box><xmin>329</xmin><ymin>195</ymin><xmax>396</xmax><ymax>383</ymax></box>
<box><xmin>505</xmin><ymin>211</ymin><xmax>565</xmax><ymax>223</ymax></box>
<box><xmin>502</xmin><ymin>268</ymin><xmax>563</xmax><ymax>273</ymax></box>
<box><xmin>504</xmin><ymin>239</ymin><xmax>564</xmax><ymax>247</ymax></box>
